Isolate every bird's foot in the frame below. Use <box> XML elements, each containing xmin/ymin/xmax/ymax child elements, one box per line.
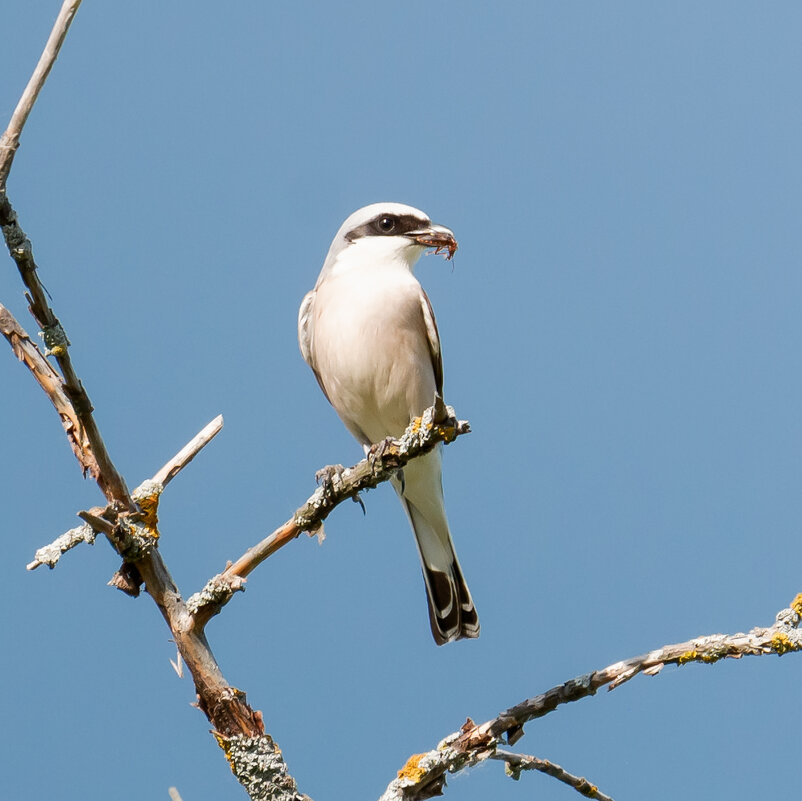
<box><xmin>367</xmin><ymin>438</ymin><xmax>404</xmax><ymax>493</ymax></box>
<box><xmin>316</xmin><ymin>463</ymin><xmax>346</xmax><ymax>495</ymax></box>
<box><xmin>367</xmin><ymin>436</ymin><xmax>395</xmax><ymax>467</ymax></box>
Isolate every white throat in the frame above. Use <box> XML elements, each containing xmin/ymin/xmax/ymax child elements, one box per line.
<box><xmin>325</xmin><ymin>236</ymin><xmax>426</xmax><ymax>281</ymax></box>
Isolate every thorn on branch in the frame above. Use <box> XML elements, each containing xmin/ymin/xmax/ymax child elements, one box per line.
<box><xmin>169</xmin><ymin>647</ymin><xmax>184</xmax><ymax>678</ymax></box>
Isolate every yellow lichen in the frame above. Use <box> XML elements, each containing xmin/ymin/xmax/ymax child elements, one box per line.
<box><xmin>132</xmin><ymin>485</ymin><xmax>162</xmax><ymax>539</ymax></box>
<box><xmin>677</xmin><ymin>650</ymin><xmax>698</xmax><ymax>665</ymax></box>
<box><xmin>790</xmin><ymin>594</ymin><xmax>802</xmax><ymax>618</ymax></box>
<box><xmin>435</xmin><ymin>425</ymin><xmax>456</xmax><ymax>443</ymax></box>
<box><xmin>397</xmin><ymin>753</ymin><xmax>428</xmax><ymax>783</ymax></box>
<box><xmin>771</xmin><ymin>632</ymin><xmax>796</xmax><ymax>656</ymax></box>
<box><xmin>137</xmin><ymin>494</ymin><xmax>160</xmax><ymax>537</ymax></box>
<box><xmin>213</xmin><ymin>732</ymin><xmax>236</xmax><ymax>771</ymax></box>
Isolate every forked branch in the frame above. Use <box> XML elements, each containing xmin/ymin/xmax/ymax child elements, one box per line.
<box><xmin>187</xmin><ymin>402</ymin><xmax>469</xmax><ymax>626</ymax></box>
<box><xmin>0</xmin><ymin>198</ymin><xmax>131</xmax><ymax>506</ymax></box>
<box><xmin>5</xmin><ymin>6</ymin><xmax>801</xmax><ymax>801</ymax></box>
<box><xmin>0</xmin><ymin>303</ymin><xmax>98</xmax><ymax>477</ymax></box>
<box><xmin>1</xmin><ymin>1</ymin><xmax>128</xmax><ymax>507</ymax></box>
<box><xmin>379</xmin><ymin>595</ymin><xmax>802</xmax><ymax>801</ymax></box>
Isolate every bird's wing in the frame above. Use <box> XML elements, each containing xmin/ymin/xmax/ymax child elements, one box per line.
<box><xmin>419</xmin><ymin>288</ymin><xmax>443</xmax><ymax>397</ymax></box>
<box><xmin>298</xmin><ymin>289</ymin><xmax>316</xmax><ymax>366</ymax></box>
<box><xmin>298</xmin><ymin>289</ymin><xmax>333</xmax><ymax>404</ymax></box>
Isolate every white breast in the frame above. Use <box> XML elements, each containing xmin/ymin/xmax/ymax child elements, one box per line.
<box><xmin>310</xmin><ymin>262</ymin><xmax>437</xmax><ymax>444</ymax></box>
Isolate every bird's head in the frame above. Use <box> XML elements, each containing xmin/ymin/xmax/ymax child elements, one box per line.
<box><xmin>320</xmin><ymin>203</ymin><xmax>457</xmax><ymax>277</ymax></box>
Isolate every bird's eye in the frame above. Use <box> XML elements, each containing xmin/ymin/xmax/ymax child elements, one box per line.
<box><xmin>377</xmin><ymin>215</ymin><xmax>397</xmax><ymax>233</ymax></box>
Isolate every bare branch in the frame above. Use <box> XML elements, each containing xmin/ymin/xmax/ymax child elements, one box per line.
<box><xmin>467</xmin><ymin>596</ymin><xmax>802</xmax><ymax>746</ymax></box>
<box><xmin>231</xmin><ymin>405</ymin><xmax>468</xmax><ymax>580</ymax></box>
<box><xmin>76</xmin><ymin>508</ymin><xmax>115</xmax><ymax>535</ymax></box>
<box><xmin>19</xmin><ymin>408</ymin><xmax>308</xmax><ymax>796</ymax></box>
<box><xmin>0</xmin><ymin>1</ymin><xmax>83</xmax><ymax>187</ymax></box>
<box><xmin>27</xmin><ymin>417</ymin><xmax>224</xmax><ymax>572</ymax></box>
<box><xmin>3</xmin><ymin>191</ymin><xmax>298</xmax><ymax>793</ymax></box>
<box><xmin>152</xmin><ymin>415</ymin><xmax>224</xmax><ymax>487</ymax></box>
<box><xmin>11</xmin><ymin>10</ymin><xmax>786</xmax><ymax>801</ymax></box>
<box><xmin>380</xmin><ymin>596</ymin><xmax>802</xmax><ymax>800</ymax></box>
<box><xmin>186</xmin><ymin>405</ymin><xmax>470</xmax><ymax>627</ymax></box>
<box><xmin>0</xmin><ymin>303</ymin><xmax>99</xmax><ymax>477</ymax></box>
<box><xmin>26</xmin><ymin>523</ymin><xmax>96</xmax><ymax>570</ymax></box>
<box><xmin>0</xmin><ymin>2</ymin><xmax>124</xmax><ymax>501</ymax></box>
<box><xmin>0</xmin><ymin>6</ymin><xmax>305</xmax><ymax>800</ymax></box>
<box><xmin>491</xmin><ymin>750</ymin><xmax>615</xmax><ymax>801</ymax></box>
<box><xmin>1</xmin><ymin>197</ymin><xmax>132</xmax><ymax>507</ymax></box>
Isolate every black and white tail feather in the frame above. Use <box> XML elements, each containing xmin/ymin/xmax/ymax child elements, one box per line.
<box><xmin>399</xmin><ymin>491</ymin><xmax>480</xmax><ymax>644</ymax></box>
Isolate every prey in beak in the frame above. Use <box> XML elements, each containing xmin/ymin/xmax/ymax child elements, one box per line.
<box><xmin>406</xmin><ymin>224</ymin><xmax>458</xmax><ymax>260</ymax></box>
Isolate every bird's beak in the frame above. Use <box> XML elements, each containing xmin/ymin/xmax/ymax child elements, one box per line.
<box><xmin>406</xmin><ymin>224</ymin><xmax>458</xmax><ymax>260</ymax></box>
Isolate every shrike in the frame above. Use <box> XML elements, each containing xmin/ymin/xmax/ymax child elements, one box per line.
<box><xmin>298</xmin><ymin>202</ymin><xmax>479</xmax><ymax>645</ymax></box>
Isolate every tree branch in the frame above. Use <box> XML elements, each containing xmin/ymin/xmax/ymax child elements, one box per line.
<box><xmin>1</xmin><ymin>196</ymin><xmax>132</xmax><ymax>507</ymax></box>
<box><xmin>152</xmin><ymin>414</ymin><xmax>224</xmax><ymax>487</ymax></box>
<box><xmin>26</xmin><ymin>523</ymin><xmax>96</xmax><ymax>570</ymax></box>
<box><xmin>0</xmin><ymin>303</ymin><xmax>98</xmax><ymax>478</ymax></box>
<box><xmin>8</xmin><ymin>7</ymin><xmax>796</xmax><ymax>801</ymax></box>
<box><xmin>380</xmin><ymin>595</ymin><xmax>802</xmax><ymax>801</ymax></box>
<box><xmin>186</xmin><ymin>405</ymin><xmax>469</xmax><ymax>627</ymax></box>
<box><xmin>1</xmin><ymin>0</ymin><xmax>127</xmax><ymax>508</ymax></box>
<box><xmin>1</xmin><ymin>8</ymin><xmax>301</xmax><ymax>790</ymax></box>
<box><xmin>12</xmin><ymin>389</ymin><xmax>309</xmax><ymax>797</ymax></box>
<box><xmin>0</xmin><ymin>0</ymin><xmax>83</xmax><ymax>188</ymax></box>
<box><xmin>490</xmin><ymin>750</ymin><xmax>615</xmax><ymax>801</ymax></box>
<box><xmin>25</xmin><ymin>416</ymin><xmax>225</xmax><ymax>571</ymax></box>
<box><xmin>232</xmin><ymin>403</ymin><xmax>467</xmax><ymax>581</ymax></box>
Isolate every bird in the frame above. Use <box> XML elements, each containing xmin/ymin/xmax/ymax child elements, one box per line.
<box><xmin>298</xmin><ymin>202</ymin><xmax>480</xmax><ymax>645</ymax></box>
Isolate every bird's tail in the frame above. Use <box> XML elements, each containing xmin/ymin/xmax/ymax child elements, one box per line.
<box><xmin>400</xmin><ymin>497</ymin><xmax>480</xmax><ymax>646</ymax></box>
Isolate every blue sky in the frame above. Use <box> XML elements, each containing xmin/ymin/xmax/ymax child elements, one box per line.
<box><xmin>2</xmin><ymin>3</ymin><xmax>801</xmax><ymax>799</ymax></box>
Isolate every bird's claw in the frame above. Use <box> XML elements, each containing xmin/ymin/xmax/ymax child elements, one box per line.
<box><xmin>316</xmin><ymin>463</ymin><xmax>346</xmax><ymax>494</ymax></box>
<box><xmin>367</xmin><ymin>437</ymin><xmax>395</xmax><ymax>465</ymax></box>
